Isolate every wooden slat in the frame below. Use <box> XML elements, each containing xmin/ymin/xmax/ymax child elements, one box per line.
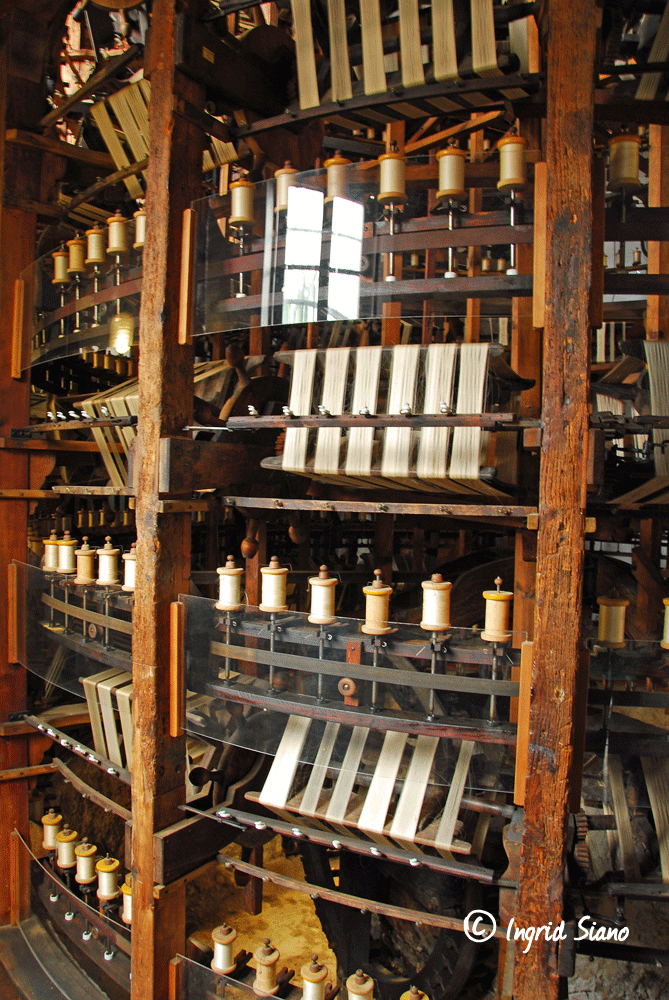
<box><xmin>433</xmin><ymin>740</ymin><xmax>475</xmax><ymax>853</ymax></box>
<box><xmin>389</xmin><ymin>734</ymin><xmax>439</xmax><ymax>849</ymax></box>
<box><xmin>607</xmin><ymin>755</ymin><xmax>640</xmax><ymax>881</ymax></box>
<box><xmin>170</xmin><ymin>602</ymin><xmax>185</xmax><ymax>739</ymax></box>
<box><xmin>325</xmin><ymin>726</ymin><xmax>368</xmax><ymax>827</ymax></box>
<box><xmin>641</xmin><ymin>756</ymin><xmax>669</xmax><ymax>883</ymax></box>
<box><xmin>532</xmin><ymin>162</ymin><xmax>547</xmax><ymax>328</ymax></box>
<box><xmin>398</xmin><ymin>0</ymin><xmax>425</xmax><ymax>89</ymax></box>
<box><xmin>98</xmin><ymin>670</ymin><xmax>132</xmax><ymax>767</ymax></box>
<box><xmin>358</xmin><ymin>730</ymin><xmax>408</xmax><ymax>837</ymax></box>
<box><xmin>259</xmin><ymin>715</ymin><xmax>312</xmax><ymax>810</ymax></box>
<box><xmin>90</xmin><ymin>100</ymin><xmax>143</xmax><ymax>200</ymax></box>
<box><xmin>291</xmin><ymin>0</ymin><xmax>320</xmax><ymax>109</ymax></box>
<box><xmin>116</xmin><ymin>682</ymin><xmax>134</xmax><ymax>770</ymax></box>
<box><xmin>432</xmin><ymin>0</ymin><xmax>459</xmax><ymax>81</ymax></box>
<box><xmin>81</xmin><ymin>667</ymin><xmax>127</xmax><ymax>757</ymax></box>
<box><xmin>297</xmin><ymin>720</ymin><xmax>340</xmax><ymax>817</ymax></box>
<box><xmin>11</xmin><ymin>279</ymin><xmax>24</xmax><ymax>380</ymax></box>
<box><xmin>360</xmin><ymin>0</ymin><xmax>386</xmax><ymax>96</ymax></box>
<box><xmin>513</xmin><ymin>640</ymin><xmax>533</xmax><ymax>806</ymax></box>
<box><xmin>178</xmin><ymin>208</ymin><xmax>197</xmax><ymax>346</ymax></box>
<box><xmin>327</xmin><ymin>0</ymin><xmax>352</xmax><ymax>102</ymax></box>
<box><xmin>636</xmin><ymin>3</ymin><xmax>669</xmax><ymax>101</ymax></box>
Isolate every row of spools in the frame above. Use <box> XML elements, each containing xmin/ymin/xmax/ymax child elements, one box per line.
<box><xmin>42</xmin><ymin>531</ymin><xmax>136</xmax><ymax>591</ymax></box>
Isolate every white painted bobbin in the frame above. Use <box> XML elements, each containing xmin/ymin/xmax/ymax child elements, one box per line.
<box><xmin>43</xmin><ymin>530</ymin><xmax>60</xmax><ymax>571</ymax></box>
<box><xmin>216</xmin><ymin>555</ymin><xmax>245</xmax><ymax>611</ymax></box>
<box><xmin>85</xmin><ymin>224</ymin><xmax>107</xmax><ymax>265</ymax></box>
<box><xmin>41</xmin><ymin>809</ymin><xmax>62</xmax><ymax>850</ymax></box>
<box><xmin>361</xmin><ymin>569</ymin><xmax>393</xmax><ymax>635</ymax></box>
<box><xmin>74</xmin><ymin>537</ymin><xmax>97</xmax><ymax>585</ymax></box>
<box><xmin>275</xmin><ymin>161</ymin><xmax>299</xmax><ymax>212</ymax></box>
<box><xmin>96</xmin><ymin>855</ymin><xmax>120</xmax><ymax>901</ymax></box>
<box><xmin>481</xmin><ymin>577</ymin><xmax>513</xmax><ymax>643</ymax></box>
<box><xmin>56</xmin><ymin>826</ymin><xmax>78</xmax><ymax>870</ymax></box>
<box><xmin>308</xmin><ymin>566</ymin><xmax>337</xmax><ymax>624</ymax></box>
<box><xmin>608</xmin><ymin>134</ymin><xmax>641</xmax><ymax>191</ymax></box>
<box><xmin>325</xmin><ymin>154</ymin><xmax>351</xmax><ymax>201</ymax></box>
<box><xmin>662</xmin><ymin>597</ymin><xmax>669</xmax><ymax>650</ymax></box>
<box><xmin>436</xmin><ymin>146</ymin><xmax>467</xmax><ymax>202</ymax></box>
<box><xmin>597</xmin><ymin>596</ymin><xmax>629</xmax><ymax>648</ymax></box>
<box><xmin>230</xmin><ymin>180</ymin><xmax>255</xmax><ymax>227</ymax></box>
<box><xmin>122</xmin><ymin>542</ymin><xmax>137</xmax><ymax>592</ymax></box>
<box><xmin>133</xmin><ymin>208</ymin><xmax>146</xmax><ymax>250</ymax></box>
<box><xmin>52</xmin><ymin>247</ymin><xmax>69</xmax><ymax>284</ymax></box>
<box><xmin>301</xmin><ymin>955</ymin><xmax>328</xmax><ymax>1000</ymax></box>
<box><xmin>252</xmin><ymin>938</ymin><xmax>280</xmax><ymax>996</ymax></box>
<box><xmin>96</xmin><ymin>536</ymin><xmax>120</xmax><ymax>585</ymax></box>
<box><xmin>420</xmin><ymin>574</ymin><xmax>452</xmax><ymax>631</ymax></box>
<box><xmin>497</xmin><ymin>135</ymin><xmax>527</xmax><ymax>192</ymax></box>
<box><xmin>121</xmin><ymin>874</ymin><xmax>133</xmax><ymax>925</ymax></box>
<box><xmin>57</xmin><ymin>531</ymin><xmax>77</xmax><ymax>574</ymax></box>
<box><xmin>346</xmin><ymin>970</ymin><xmax>374</xmax><ymax>1000</ymax></box>
<box><xmin>75</xmin><ymin>838</ymin><xmax>97</xmax><ymax>884</ymax></box>
<box><xmin>378</xmin><ymin>152</ymin><xmax>407</xmax><ymax>204</ymax></box>
<box><xmin>107</xmin><ymin>210</ymin><xmax>129</xmax><ymax>255</ymax></box>
<box><xmin>211</xmin><ymin>923</ymin><xmax>238</xmax><ymax>975</ymax></box>
<box><xmin>259</xmin><ymin>556</ymin><xmax>288</xmax><ymax>612</ymax></box>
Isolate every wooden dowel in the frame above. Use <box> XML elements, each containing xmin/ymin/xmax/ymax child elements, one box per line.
<box><xmin>178</xmin><ymin>208</ymin><xmax>197</xmax><ymax>346</ymax></box>
<box><xmin>11</xmin><ymin>279</ymin><xmax>25</xmax><ymax>379</ymax></box>
<box><xmin>513</xmin><ymin>640</ymin><xmax>533</xmax><ymax>806</ymax></box>
<box><xmin>170</xmin><ymin>601</ymin><xmax>186</xmax><ymax>738</ymax></box>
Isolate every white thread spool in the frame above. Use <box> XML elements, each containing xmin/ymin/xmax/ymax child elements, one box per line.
<box><xmin>96</xmin><ymin>855</ymin><xmax>120</xmax><ymax>901</ymax></box>
<box><xmin>43</xmin><ymin>530</ymin><xmax>60</xmax><ymax>571</ymax></box>
<box><xmin>608</xmin><ymin>134</ymin><xmax>641</xmax><ymax>191</ymax></box>
<box><xmin>436</xmin><ymin>147</ymin><xmax>467</xmax><ymax>202</ymax></box>
<box><xmin>308</xmin><ymin>566</ymin><xmax>337</xmax><ymax>624</ymax></box>
<box><xmin>361</xmin><ymin>569</ymin><xmax>393</xmax><ymax>635</ymax></box>
<box><xmin>275</xmin><ymin>161</ymin><xmax>299</xmax><ymax>212</ymax></box>
<box><xmin>420</xmin><ymin>574</ymin><xmax>452</xmax><ymax>631</ymax></box>
<box><xmin>216</xmin><ymin>555</ymin><xmax>245</xmax><ymax>611</ymax></box>
<box><xmin>133</xmin><ymin>208</ymin><xmax>146</xmax><ymax>249</ymax></box>
<box><xmin>481</xmin><ymin>577</ymin><xmax>513</xmax><ymax>643</ymax></box>
<box><xmin>230</xmin><ymin>180</ymin><xmax>255</xmax><ymax>227</ymax></box>
<box><xmin>96</xmin><ymin>536</ymin><xmax>120</xmax><ymax>585</ymax></box>
<box><xmin>662</xmin><ymin>597</ymin><xmax>669</xmax><ymax>650</ymax></box>
<box><xmin>122</xmin><ymin>542</ymin><xmax>137</xmax><ymax>592</ymax></box>
<box><xmin>252</xmin><ymin>938</ymin><xmax>280</xmax><ymax>996</ymax></box>
<box><xmin>301</xmin><ymin>955</ymin><xmax>328</xmax><ymax>1000</ymax></box>
<box><xmin>75</xmin><ymin>839</ymin><xmax>97</xmax><ymax>884</ymax></box>
<box><xmin>259</xmin><ymin>556</ymin><xmax>288</xmax><ymax>612</ymax></box>
<box><xmin>597</xmin><ymin>596</ymin><xmax>629</xmax><ymax>648</ymax></box>
<box><xmin>52</xmin><ymin>248</ymin><xmax>69</xmax><ymax>285</ymax></box>
<box><xmin>378</xmin><ymin>152</ymin><xmax>407</xmax><ymax>204</ymax></box>
<box><xmin>41</xmin><ymin>809</ymin><xmax>62</xmax><ymax>850</ymax></box>
<box><xmin>67</xmin><ymin>236</ymin><xmax>86</xmax><ymax>274</ymax></box>
<box><xmin>121</xmin><ymin>874</ymin><xmax>133</xmax><ymax>925</ymax></box>
<box><xmin>325</xmin><ymin>154</ymin><xmax>351</xmax><ymax>201</ymax></box>
<box><xmin>346</xmin><ymin>971</ymin><xmax>374</xmax><ymax>1000</ymax></box>
<box><xmin>400</xmin><ymin>987</ymin><xmax>429</xmax><ymax>1000</ymax></box>
<box><xmin>107</xmin><ymin>210</ymin><xmax>129</xmax><ymax>255</ymax></box>
<box><xmin>211</xmin><ymin>923</ymin><xmax>238</xmax><ymax>975</ymax></box>
<box><xmin>56</xmin><ymin>826</ymin><xmax>78</xmax><ymax>870</ymax></box>
<box><xmin>85</xmin><ymin>225</ymin><xmax>107</xmax><ymax>265</ymax></box>
<box><xmin>497</xmin><ymin>136</ymin><xmax>527</xmax><ymax>191</ymax></box>
<box><xmin>57</xmin><ymin>530</ymin><xmax>77</xmax><ymax>574</ymax></box>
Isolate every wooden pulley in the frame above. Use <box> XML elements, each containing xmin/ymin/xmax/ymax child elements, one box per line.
<box><xmin>338</xmin><ymin>677</ymin><xmax>357</xmax><ymax>706</ymax></box>
<box><xmin>288</xmin><ymin>512</ymin><xmax>308</xmax><ymax>545</ymax></box>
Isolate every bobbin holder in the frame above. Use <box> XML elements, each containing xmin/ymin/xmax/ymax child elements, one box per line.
<box><xmin>177</xmin><ymin>951</ymin><xmax>331</xmax><ymax>1000</ymax></box>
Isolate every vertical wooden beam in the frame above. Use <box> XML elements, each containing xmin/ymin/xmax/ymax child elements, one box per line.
<box><xmin>465</xmin><ymin>121</ymin><xmax>484</xmax><ymax>343</ymax></box>
<box><xmin>131</xmin><ymin>4</ymin><xmax>204</xmax><ymax>997</ymax></box>
<box><xmin>647</xmin><ymin>125</ymin><xmax>669</xmax><ymax>339</ymax></box>
<box><xmin>513</xmin><ymin>2</ymin><xmax>597</xmax><ymax>998</ymax></box>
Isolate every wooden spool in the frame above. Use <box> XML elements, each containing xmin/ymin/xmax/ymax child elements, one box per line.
<box><xmin>275</xmin><ymin>161</ymin><xmax>299</xmax><ymax>212</ymax></box>
<box><xmin>481</xmin><ymin>577</ymin><xmax>513</xmax><ymax>642</ymax></box>
<box><xmin>57</xmin><ymin>530</ymin><xmax>77</xmax><ymax>574</ymax></box>
<box><xmin>346</xmin><ymin>971</ymin><xmax>374</xmax><ymax>1000</ymax></box>
<box><xmin>362</xmin><ymin>569</ymin><xmax>393</xmax><ymax>635</ymax></box>
<box><xmin>43</xmin><ymin>530</ymin><xmax>60</xmax><ymax>571</ymax></box>
<box><xmin>211</xmin><ymin>923</ymin><xmax>238</xmax><ymax>975</ymax></box>
<box><xmin>325</xmin><ymin>154</ymin><xmax>351</xmax><ymax>202</ymax></box>
<box><xmin>75</xmin><ymin>838</ymin><xmax>97</xmax><ymax>884</ymax></box>
<box><xmin>67</xmin><ymin>236</ymin><xmax>86</xmax><ymax>274</ymax></box>
<box><xmin>378</xmin><ymin>152</ymin><xmax>407</xmax><ymax>204</ymax></box>
<box><xmin>96</xmin><ymin>855</ymin><xmax>120</xmax><ymax>900</ymax></box>
<box><xmin>121</xmin><ymin>874</ymin><xmax>133</xmax><ymax>925</ymax></box>
<box><xmin>436</xmin><ymin>147</ymin><xmax>467</xmax><ymax>202</ymax></box>
<box><xmin>107</xmin><ymin>210</ymin><xmax>129</xmax><ymax>255</ymax></box>
<box><xmin>230</xmin><ymin>180</ymin><xmax>255</xmax><ymax>227</ymax></box>
<box><xmin>51</xmin><ymin>248</ymin><xmax>69</xmax><ymax>285</ymax></box>
<box><xmin>420</xmin><ymin>574</ymin><xmax>452</xmax><ymax>631</ymax></box>
<box><xmin>400</xmin><ymin>988</ymin><xmax>429</xmax><ymax>1000</ymax></box>
<box><xmin>597</xmin><ymin>596</ymin><xmax>629</xmax><ymax>648</ymax></box>
<box><xmin>96</xmin><ymin>536</ymin><xmax>120</xmax><ymax>585</ymax></box>
<box><xmin>216</xmin><ymin>555</ymin><xmax>244</xmax><ymax>611</ymax></box>
<box><xmin>497</xmin><ymin>135</ymin><xmax>527</xmax><ymax>192</ymax></box>
<box><xmin>608</xmin><ymin>134</ymin><xmax>641</xmax><ymax>191</ymax></box>
<box><xmin>252</xmin><ymin>938</ymin><xmax>280</xmax><ymax>996</ymax></box>
<box><xmin>41</xmin><ymin>809</ymin><xmax>62</xmax><ymax>850</ymax></box>
<box><xmin>122</xmin><ymin>542</ymin><xmax>137</xmax><ymax>592</ymax></box>
<box><xmin>133</xmin><ymin>208</ymin><xmax>146</xmax><ymax>249</ymax></box>
<box><xmin>56</xmin><ymin>826</ymin><xmax>78</xmax><ymax>870</ymax></box>
<box><xmin>301</xmin><ymin>955</ymin><xmax>328</xmax><ymax>1000</ymax></box>
<box><xmin>85</xmin><ymin>225</ymin><xmax>107</xmax><ymax>265</ymax></box>
<box><xmin>308</xmin><ymin>565</ymin><xmax>337</xmax><ymax>624</ymax></box>
<box><xmin>662</xmin><ymin>597</ymin><xmax>669</xmax><ymax>650</ymax></box>
<box><xmin>259</xmin><ymin>556</ymin><xmax>288</xmax><ymax>612</ymax></box>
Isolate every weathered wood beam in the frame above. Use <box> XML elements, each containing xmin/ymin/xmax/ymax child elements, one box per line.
<box><xmin>130</xmin><ymin>3</ymin><xmax>205</xmax><ymax>997</ymax></box>
<box><xmin>513</xmin><ymin>1</ymin><xmax>597</xmax><ymax>998</ymax></box>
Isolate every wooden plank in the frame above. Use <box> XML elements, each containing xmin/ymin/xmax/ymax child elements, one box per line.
<box><xmin>325</xmin><ymin>726</ymin><xmax>368</xmax><ymax>827</ymax></box>
<box><xmin>647</xmin><ymin>125</ymin><xmax>669</xmax><ymax>338</ymax></box>
<box><xmin>398</xmin><ymin>0</ymin><xmax>425</xmax><ymax>89</ymax></box>
<box><xmin>513</xmin><ymin>641</ymin><xmax>533</xmax><ymax>806</ymax></box>
<box><xmin>90</xmin><ymin>100</ymin><xmax>144</xmax><ymax>200</ymax></box>
<box><xmin>178</xmin><ymin>208</ymin><xmax>197</xmax><ymax>346</ymax></box>
<box><xmin>513</xmin><ymin>4</ymin><xmax>597</xmax><ymax>997</ymax></box>
<box><xmin>81</xmin><ymin>667</ymin><xmax>127</xmax><ymax>758</ymax></box>
<box><xmin>358</xmin><ymin>730</ymin><xmax>408</xmax><ymax>837</ymax></box>
<box><xmin>11</xmin><ymin>279</ymin><xmax>24</xmax><ymax>379</ymax></box>
<box><xmin>259</xmin><ymin>715</ymin><xmax>311</xmax><ymax>809</ymax></box>
<box><xmin>607</xmin><ymin>755</ymin><xmax>641</xmax><ymax>882</ymax></box>
<box><xmin>532</xmin><ymin>162</ymin><xmax>547</xmax><ymax>329</ymax></box>
<box><xmin>98</xmin><ymin>669</ymin><xmax>132</xmax><ymax>767</ymax></box>
<box><xmin>39</xmin><ymin>45</ymin><xmax>141</xmax><ymax>128</ymax></box>
<box><xmin>432</xmin><ymin>0</ymin><xmax>459</xmax><ymax>81</ymax></box>
<box><xmin>327</xmin><ymin>0</ymin><xmax>352</xmax><ymax>102</ymax></box>
<box><xmin>389</xmin><ymin>734</ymin><xmax>439</xmax><ymax>849</ymax></box>
<box><xmin>299</xmin><ymin>720</ymin><xmax>340</xmax><ymax>817</ymax></box>
<box><xmin>641</xmin><ymin>756</ymin><xmax>669</xmax><ymax>883</ymax></box>
<box><xmin>170</xmin><ymin>602</ymin><xmax>185</xmax><ymax>739</ymax></box>
<box><xmin>434</xmin><ymin>740</ymin><xmax>475</xmax><ymax>852</ymax></box>
<box><xmin>360</xmin><ymin>0</ymin><xmax>386</xmax><ymax>96</ymax></box>
<box><xmin>291</xmin><ymin>0</ymin><xmax>320</xmax><ymax>109</ymax></box>
<box><xmin>158</xmin><ymin>437</ymin><xmax>273</xmax><ymax>493</ymax></box>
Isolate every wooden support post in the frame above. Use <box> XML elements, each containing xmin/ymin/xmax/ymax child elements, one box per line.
<box><xmin>647</xmin><ymin>125</ymin><xmax>669</xmax><ymax>339</ymax></box>
<box><xmin>465</xmin><ymin>121</ymin><xmax>484</xmax><ymax>343</ymax></box>
<box><xmin>513</xmin><ymin>2</ymin><xmax>597</xmax><ymax>998</ymax></box>
<box><xmin>131</xmin><ymin>4</ymin><xmax>205</xmax><ymax>997</ymax></box>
